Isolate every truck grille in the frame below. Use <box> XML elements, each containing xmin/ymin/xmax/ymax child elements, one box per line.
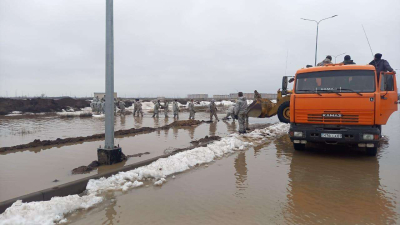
<box><xmin>308</xmin><ymin>111</ymin><xmax>359</xmax><ymax>123</ymax></box>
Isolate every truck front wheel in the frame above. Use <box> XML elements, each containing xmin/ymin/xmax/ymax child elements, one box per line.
<box><xmin>293</xmin><ymin>143</ymin><xmax>305</xmax><ymax>151</ymax></box>
<box><xmin>277</xmin><ymin>101</ymin><xmax>290</xmax><ymax>123</ymax></box>
<box><xmin>366</xmin><ymin>147</ymin><xmax>378</xmax><ymax>156</ymax></box>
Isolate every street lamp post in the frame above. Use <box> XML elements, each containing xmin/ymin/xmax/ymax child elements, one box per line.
<box><xmin>301</xmin><ymin>15</ymin><xmax>338</xmax><ymax>66</ymax></box>
<box><xmin>334</xmin><ymin>52</ymin><xmax>346</xmax><ymax>63</ymax></box>
<box><xmin>97</xmin><ymin>0</ymin><xmax>123</xmax><ymax>165</ymax></box>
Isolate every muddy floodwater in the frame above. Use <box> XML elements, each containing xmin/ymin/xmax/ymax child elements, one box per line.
<box><xmin>66</xmin><ymin>112</ymin><xmax>399</xmax><ymax>225</ymax></box>
<box><xmin>1</xmin><ymin>111</ymin><xmax>400</xmax><ymax>224</ymax></box>
<box><xmin>0</xmin><ymin>112</ymin><xmax>271</xmax><ymax>201</ymax></box>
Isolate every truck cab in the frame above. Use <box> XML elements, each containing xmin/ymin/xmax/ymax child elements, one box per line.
<box><xmin>289</xmin><ymin>64</ymin><xmax>398</xmax><ymax>156</ymax></box>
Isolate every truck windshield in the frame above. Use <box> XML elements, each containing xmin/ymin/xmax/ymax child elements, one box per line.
<box><xmin>295</xmin><ymin>70</ymin><xmax>375</xmax><ymax>94</ymax></box>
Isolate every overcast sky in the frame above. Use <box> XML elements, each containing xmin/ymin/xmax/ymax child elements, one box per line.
<box><xmin>0</xmin><ymin>0</ymin><xmax>399</xmax><ymax>98</ymax></box>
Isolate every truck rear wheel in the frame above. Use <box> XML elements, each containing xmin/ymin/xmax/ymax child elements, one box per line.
<box><xmin>366</xmin><ymin>147</ymin><xmax>378</xmax><ymax>156</ymax></box>
<box><xmin>293</xmin><ymin>143</ymin><xmax>305</xmax><ymax>151</ymax></box>
<box><xmin>277</xmin><ymin>101</ymin><xmax>290</xmax><ymax>123</ymax></box>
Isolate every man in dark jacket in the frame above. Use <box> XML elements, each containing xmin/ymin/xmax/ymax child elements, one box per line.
<box><xmin>342</xmin><ymin>55</ymin><xmax>355</xmax><ymax>65</ymax></box>
<box><xmin>369</xmin><ymin>53</ymin><xmax>396</xmax><ymax>80</ymax></box>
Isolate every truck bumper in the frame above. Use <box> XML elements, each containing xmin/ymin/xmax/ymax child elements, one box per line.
<box><xmin>289</xmin><ymin>123</ymin><xmax>380</xmax><ymax>147</ymax></box>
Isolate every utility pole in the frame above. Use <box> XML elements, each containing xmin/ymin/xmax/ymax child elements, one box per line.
<box><xmin>98</xmin><ymin>0</ymin><xmax>123</xmax><ymax>165</ymax></box>
<box><xmin>301</xmin><ymin>15</ymin><xmax>338</xmax><ymax>66</ymax></box>
<box><xmin>105</xmin><ymin>0</ymin><xmax>114</xmax><ymax>150</ymax></box>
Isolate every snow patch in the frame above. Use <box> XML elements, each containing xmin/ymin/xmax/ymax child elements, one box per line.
<box><xmin>0</xmin><ymin>194</ymin><xmax>102</xmax><ymax>225</ymax></box>
<box><xmin>56</xmin><ymin>107</ymin><xmax>92</xmax><ymax>117</ymax></box>
<box><xmin>154</xmin><ymin>178</ymin><xmax>167</xmax><ymax>186</ymax></box>
<box><xmin>141</xmin><ymin>102</ymin><xmax>155</xmax><ymax>111</ymax></box>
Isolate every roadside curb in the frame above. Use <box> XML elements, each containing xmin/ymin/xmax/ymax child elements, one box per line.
<box><xmin>0</xmin><ymin>154</ymin><xmax>172</xmax><ymax>214</ymax></box>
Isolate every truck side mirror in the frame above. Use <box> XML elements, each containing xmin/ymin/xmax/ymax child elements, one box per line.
<box><xmin>282</xmin><ymin>76</ymin><xmax>288</xmax><ymax>95</ymax></box>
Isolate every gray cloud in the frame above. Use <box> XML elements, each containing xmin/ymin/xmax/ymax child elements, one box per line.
<box><xmin>0</xmin><ymin>0</ymin><xmax>399</xmax><ymax>97</ymax></box>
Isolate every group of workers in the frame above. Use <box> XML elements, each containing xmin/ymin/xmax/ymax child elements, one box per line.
<box><xmin>130</xmin><ymin>91</ymin><xmax>250</xmax><ymax>134</ymax></box>
<box><xmin>317</xmin><ymin>53</ymin><xmax>396</xmax><ymax>78</ymax></box>
<box><xmin>90</xmin><ymin>96</ymin><xmax>127</xmax><ymax>115</ymax></box>
<box><xmin>150</xmin><ymin>99</ymin><xmax>180</xmax><ymax>119</ymax></box>
<box><xmin>90</xmin><ymin>96</ymin><xmax>105</xmax><ymax>114</ymax></box>
<box><xmin>148</xmin><ymin>94</ymin><xmax>249</xmax><ymax>133</ymax></box>
<box><xmin>207</xmin><ymin>92</ymin><xmax>250</xmax><ymax>134</ymax></box>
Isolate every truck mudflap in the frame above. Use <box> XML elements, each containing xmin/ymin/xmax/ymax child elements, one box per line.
<box><xmin>289</xmin><ymin>123</ymin><xmax>381</xmax><ymax>146</ymax></box>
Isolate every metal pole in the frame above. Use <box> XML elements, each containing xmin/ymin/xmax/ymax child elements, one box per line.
<box><xmin>105</xmin><ymin>0</ymin><xmax>114</xmax><ymax>149</ymax></box>
<box><xmin>315</xmin><ymin>23</ymin><xmax>319</xmax><ymax>66</ymax></box>
<box><xmin>301</xmin><ymin>15</ymin><xmax>338</xmax><ymax>66</ymax></box>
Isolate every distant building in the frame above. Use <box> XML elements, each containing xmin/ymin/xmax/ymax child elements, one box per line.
<box><xmin>260</xmin><ymin>93</ymin><xmax>277</xmax><ymax>99</ymax></box>
<box><xmin>229</xmin><ymin>93</ymin><xmax>237</xmax><ymax>99</ymax></box>
<box><xmin>229</xmin><ymin>93</ymin><xmax>277</xmax><ymax>100</ymax></box>
<box><xmin>187</xmin><ymin>94</ymin><xmax>208</xmax><ymax>99</ymax></box>
<box><xmin>94</xmin><ymin>92</ymin><xmax>117</xmax><ymax>99</ymax></box>
<box><xmin>213</xmin><ymin>95</ymin><xmax>230</xmax><ymax>100</ymax></box>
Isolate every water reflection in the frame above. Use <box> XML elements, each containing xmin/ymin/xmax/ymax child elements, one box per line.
<box><xmin>234</xmin><ymin>151</ymin><xmax>248</xmax><ymax>198</ymax></box>
<box><xmin>188</xmin><ymin>126</ymin><xmax>196</xmax><ymax>139</ymax></box>
<box><xmin>172</xmin><ymin>126</ymin><xmax>178</xmax><ymax>139</ymax></box>
<box><xmin>273</xmin><ymin>136</ymin><xmax>397</xmax><ymax>224</ymax></box>
<box><xmin>223</xmin><ymin>120</ymin><xmax>236</xmax><ymax>134</ymax></box>
<box><xmin>209</xmin><ymin>122</ymin><xmax>217</xmax><ymax>136</ymax></box>
<box><xmin>102</xmin><ymin>194</ymin><xmax>118</xmax><ymax>225</ymax></box>
<box><xmin>153</xmin><ymin>118</ymin><xmax>159</xmax><ymax>127</ymax></box>
<box><xmin>164</xmin><ymin>127</ymin><xmax>169</xmax><ymax>138</ymax></box>
<box><xmin>133</xmin><ymin>116</ymin><xmax>142</xmax><ymax>129</ymax></box>
<box><xmin>120</xmin><ymin>115</ymin><xmax>126</xmax><ymax>127</ymax></box>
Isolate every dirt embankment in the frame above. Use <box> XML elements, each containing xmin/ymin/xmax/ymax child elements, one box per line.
<box><xmin>0</xmin><ymin>120</ymin><xmax>206</xmax><ymax>153</ymax></box>
<box><xmin>0</xmin><ymin>98</ymin><xmax>90</xmax><ymax>115</ymax></box>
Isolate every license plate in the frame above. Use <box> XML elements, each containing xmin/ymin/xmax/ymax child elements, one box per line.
<box><xmin>321</xmin><ymin>133</ymin><xmax>342</xmax><ymax>138</ymax></box>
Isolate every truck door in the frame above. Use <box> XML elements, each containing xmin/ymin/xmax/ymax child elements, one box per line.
<box><xmin>377</xmin><ymin>72</ymin><xmax>398</xmax><ymax>124</ymax></box>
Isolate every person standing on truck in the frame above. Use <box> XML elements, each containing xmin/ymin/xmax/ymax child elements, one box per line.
<box><xmin>317</xmin><ymin>55</ymin><xmax>333</xmax><ymax>66</ymax></box>
<box><xmin>173</xmin><ymin>99</ymin><xmax>180</xmax><ymax>119</ymax></box>
<box><xmin>369</xmin><ymin>53</ymin><xmax>396</xmax><ymax>80</ymax></box>
<box><xmin>235</xmin><ymin>92</ymin><xmax>248</xmax><ymax>134</ymax></box>
<box><xmin>188</xmin><ymin>99</ymin><xmax>196</xmax><ymax>120</ymax></box>
<box><xmin>342</xmin><ymin>55</ymin><xmax>356</xmax><ymax>65</ymax></box>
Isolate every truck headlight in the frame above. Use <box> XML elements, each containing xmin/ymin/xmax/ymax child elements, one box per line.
<box><xmin>294</xmin><ymin>131</ymin><xmax>303</xmax><ymax>137</ymax></box>
<box><xmin>363</xmin><ymin>134</ymin><xmax>374</xmax><ymax>140</ymax></box>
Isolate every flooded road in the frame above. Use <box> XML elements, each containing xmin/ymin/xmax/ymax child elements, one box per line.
<box><xmin>65</xmin><ymin>111</ymin><xmax>400</xmax><ymax>225</ymax></box>
<box><xmin>0</xmin><ymin>112</ymin><xmax>272</xmax><ymax>201</ymax></box>
<box><xmin>0</xmin><ymin>113</ymin><xmax>176</xmax><ymax>148</ymax></box>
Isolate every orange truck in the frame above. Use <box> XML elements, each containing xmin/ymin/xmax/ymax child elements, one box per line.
<box><xmin>288</xmin><ymin>64</ymin><xmax>398</xmax><ymax>156</ymax></box>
